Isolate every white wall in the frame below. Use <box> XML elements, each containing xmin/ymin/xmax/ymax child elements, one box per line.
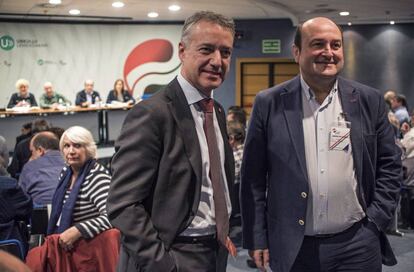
<box><xmin>0</xmin><ymin>22</ymin><xmax>182</xmax><ymax>107</ymax></box>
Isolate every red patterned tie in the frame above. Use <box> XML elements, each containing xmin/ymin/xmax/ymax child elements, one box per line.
<box><xmin>198</xmin><ymin>98</ymin><xmax>229</xmax><ymax>246</ymax></box>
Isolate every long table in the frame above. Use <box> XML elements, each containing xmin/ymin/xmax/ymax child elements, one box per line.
<box><xmin>0</xmin><ymin>105</ymin><xmax>132</xmax><ymax>152</ymax></box>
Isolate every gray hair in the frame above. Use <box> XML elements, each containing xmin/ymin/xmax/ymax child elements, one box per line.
<box><xmin>181</xmin><ymin>11</ymin><xmax>235</xmax><ymax>45</ymax></box>
<box><xmin>60</xmin><ymin>126</ymin><xmax>97</xmax><ymax>159</ymax></box>
<box><xmin>43</xmin><ymin>81</ymin><xmax>53</xmax><ymax>88</ymax></box>
<box><xmin>84</xmin><ymin>79</ymin><xmax>94</xmax><ymax>85</ymax></box>
<box><xmin>15</xmin><ymin>78</ymin><xmax>29</xmax><ymax>89</ymax></box>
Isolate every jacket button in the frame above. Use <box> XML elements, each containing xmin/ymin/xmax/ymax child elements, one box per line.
<box><xmin>298</xmin><ymin>219</ymin><xmax>305</xmax><ymax>226</ymax></box>
<box><xmin>301</xmin><ymin>192</ymin><xmax>307</xmax><ymax>198</ymax></box>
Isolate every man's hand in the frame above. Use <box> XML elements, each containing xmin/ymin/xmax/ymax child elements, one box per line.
<box><xmin>58</xmin><ymin>226</ymin><xmax>82</xmax><ymax>251</ymax></box>
<box><xmin>249</xmin><ymin>249</ymin><xmax>269</xmax><ymax>271</ymax></box>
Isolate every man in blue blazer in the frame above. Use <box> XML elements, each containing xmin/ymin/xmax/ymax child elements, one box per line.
<box><xmin>75</xmin><ymin>80</ymin><xmax>101</xmax><ymax>107</ymax></box>
<box><xmin>241</xmin><ymin>17</ymin><xmax>402</xmax><ymax>272</ymax></box>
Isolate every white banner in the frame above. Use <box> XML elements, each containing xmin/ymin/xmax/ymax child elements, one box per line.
<box><xmin>0</xmin><ymin>23</ymin><xmax>182</xmax><ymax>107</ymax></box>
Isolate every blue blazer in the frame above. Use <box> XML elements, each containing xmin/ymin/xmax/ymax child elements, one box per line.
<box><xmin>241</xmin><ymin>76</ymin><xmax>402</xmax><ymax>272</ymax></box>
<box><xmin>75</xmin><ymin>90</ymin><xmax>101</xmax><ymax>106</ymax></box>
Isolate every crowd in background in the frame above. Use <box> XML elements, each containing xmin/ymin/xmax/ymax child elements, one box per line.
<box><xmin>384</xmin><ymin>90</ymin><xmax>414</xmax><ymax>231</ymax></box>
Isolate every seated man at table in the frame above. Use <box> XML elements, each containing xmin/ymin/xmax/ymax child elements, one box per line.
<box><xmin>19</xmin><ymin>131</ymin><xmax>64</xmax><ymax>206</ymax></box>
<box><xmin>39</xmin><ymin>82</ymin><xmax>71</xmax><ymax>109</ymax></box>
<box><xmin>7</xmin><ymin>78</ymin><xmax>38</xmax><ymax>108</ymax></box>
<box><xmin>75</xmin><ymin>80</ymin><xmax>101</xmax><ymax>107</ymax></box>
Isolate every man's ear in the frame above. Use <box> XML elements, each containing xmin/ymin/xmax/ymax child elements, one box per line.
<box><xmin>178</xmin><ymin>42</ymin><xmax>186</xmax><ymax>62</ymax></box>
<box><xmin>39</xmin><ymin>147</ymin><xmax>46</xmax><ymax>157</ymax></box>
<box><xmin>292</xmin><ymin>45</ymin><xmax>300</xmax><ymax>63</ymax></box>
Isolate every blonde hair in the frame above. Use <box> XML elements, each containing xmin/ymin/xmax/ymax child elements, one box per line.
<box><xmin>60</xmin><ymin>126</ymin><xmax>97</xmax><ymax>159</ymax></box>
<box><xmin>15</xmin><ymin>78</ymin><xmax>29</xmax><ymax>89</ymax></box>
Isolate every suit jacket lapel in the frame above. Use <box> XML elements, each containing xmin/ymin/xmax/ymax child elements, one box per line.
<box><xmin>338</xmin><ymin>78</ymin><xmax>365</xmax><ymax>207</ymax></box>
<box><xmin>166</xmin><ymin>79</ymin><xmax>203</xmax><ymax>187</ymax></box>
<box><xmin>281</xmin><ymin>77</ymin><xmax>309</xmax><ymax>182</ymax></box>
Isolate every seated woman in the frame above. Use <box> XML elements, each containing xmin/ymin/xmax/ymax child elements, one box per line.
<box><xmin>7</xmin><ymin>79</ymin><xmax>38</xmax><ymax>108</ymax></box>
<box><xmin>47</xmin><ymin>126</ymin><xmax>112</xmax><ymax>251</ymax></box>
<box><xmin>106</xmin><ymin>79</ymin><xmax>135</xmax><ymax>105</ymax></box>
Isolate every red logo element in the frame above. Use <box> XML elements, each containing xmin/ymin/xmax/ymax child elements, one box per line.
<box><xmin>123</xmin><ymin>39</ymin><xmax>177</xmax><ymax>95</ymax></box>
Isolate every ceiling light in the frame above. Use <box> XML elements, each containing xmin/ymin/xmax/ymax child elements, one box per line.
<box><xmin>147</xmin><ymin>12</ymin><xmax>159</xmax><ymax>18</ymax></box>
<box><xmin>69</xmin><ymin>9</ymin><xmax>81</xmax><ymax>15</ymax></box>
<box><xmin>49</xmin><ymin>0</ymin><xmax>62</xmax><ymax>4</ymax></box>
<box><xmin>112</xmin><ymin>2</ymin><xmax>125</xmax><ymax>8</ymax></box>
<box><xmin>339</xmin><ymin>11</ymin><xmax>350</xmax><ymax>16</ymax></box>
<box><xmin>168</xmin><ymin>5</ymin><xmax>181</xmax><ymax>11</ymax></box>
<box><xmin>348</xmin><ymin>22</ymin><xmax>352</xmax><ymax>26</ymax></box>
<box><xmin>390</xmin><ymin>20</ymin><xmax>395</xmax><ymax>25</ymax></box>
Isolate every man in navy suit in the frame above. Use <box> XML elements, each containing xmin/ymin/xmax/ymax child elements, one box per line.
<box><xmin>75</xmin><ymin>80</ymin><xmax>101</xmax><ymax>107</ymax></box>
<box><xmin>241</xmin><ymin>17</ymin><xmax>402</xmax><ymax>272</ymax></box>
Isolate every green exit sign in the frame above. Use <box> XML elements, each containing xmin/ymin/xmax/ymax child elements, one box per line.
<box><xmin>262</xmin><ymin>39</ymin><xmax>281</xmax><ymax>53</ymax></box>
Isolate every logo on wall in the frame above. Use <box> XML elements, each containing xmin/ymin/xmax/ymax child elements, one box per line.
<box><xmin>0</xmin><ymin>35</ymin><xmax>15</xmax><ymax>51</ymax></box>
<box><xmin>123</xmin><ymin>39</ymin><xmax>181</xmax><ymax>98</ymax></box>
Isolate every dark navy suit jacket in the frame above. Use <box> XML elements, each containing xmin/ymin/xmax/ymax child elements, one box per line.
<box><xmin>75</xmin><ymin>90</ymin><xmax>101</xmax><ymax>106</ymax></box>
<box><xmin>241</xmin><ymin>76</ymin><xmax>402</xmax><ymax>272</ymax></box>
<box><xmin>0</xmin><ymin>176</ymin><xmax>32</xmax><ymax>255</ymax></box>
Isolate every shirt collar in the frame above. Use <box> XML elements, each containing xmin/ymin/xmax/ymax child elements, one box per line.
<box><xmin>300</xmin><ymin>75</ymin><xmax>338</xmax><ymax>102</ymax></box>
<box><xmin>177</xmin><ymin>73</ymin><xmax>213</xmax><ymax>106</ymax></box>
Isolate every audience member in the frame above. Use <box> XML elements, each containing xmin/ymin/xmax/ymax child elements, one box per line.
<box><xmin>0</xmin><ymin>136</ymin><xmax>8</xmax><ymax>176</ymax></box>
<box><xmin>49</xmin><ymin>126</ymin><xmax>65</xmax><ymax>140</ymax></box>
<box><xmin>400</xmin><ymin>113</ymin><xmax>414</xmax><ymax>229</ymax></box>
<box><xmin>19</xmin><ymin>132</ymin><xmax>64</xmax><ymax>206</ymax></box>
<box><xmin>0</xmin><ymin>175</ymin><xmax>32</xmax><ymax>257</ymax></box>
<box><xmin>227</xmin><ymin>121</ymin><xmax>245</xmax><ymax>220</ymax></box>
<box><xmin>7</xmin><ymin>79</ymin><xmax>38</xmax><ymax>108</ymax></box>
<box><xmin>384</xmin><ymin>89</ymin><xmax>397</xmax><ymax>109</ymax></box>
<box><xmin>39</xmin><ymin>82</ymin><xmax>71</xmax><ymax>109</ymax></box>
<box><xmin>15</xmin><ymin>122</ymin><xmax>32</xmax><ymax>147</ymax></box>
<box><xmin>390</xmin><ymin>94</ymin><xmax>410</xmax><ymax>124</ymax></box>
<box><xmin>7</xmin><ymin>119</ymin><xmax>51</xmax><ymax>179</ymax></box>
<box><xmin>47</xmin><ymin>126</ymin><xmax>112</xmax><ymax>252</ymax></box>
<box><xmin>106</xmin><ymin>79</ymin><xmax>135</xmax><ymax>105</ymax></box>
<box><xmin>227</xmin><ymin>105</ymin><xmax>247</xmax><ymax>127</ymax></box>
<box><xmin>75</xmin><ymin>80</ymin><xmax>101</xmax><ymax>107</ymax></box>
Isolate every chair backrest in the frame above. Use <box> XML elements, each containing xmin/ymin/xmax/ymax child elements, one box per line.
<box><xmin>31</xmin><ymin>206</ymin><xmax>49</xmax><ymax>235</ymax></box>
<box><xmin>0</xmin><ymin>239</ymin><xmax>24</xmax><ymax>259</ymax></box>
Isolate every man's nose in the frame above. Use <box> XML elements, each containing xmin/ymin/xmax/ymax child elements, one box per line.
<box><xmin>322</xmin><ymin>44</ymin><xmax>334</xmax><ymax>56</ymax></box>
<box><xmin>210</xmin><ymin>50</ymin><xmax>222</xmax><ymax>66</ymax></box>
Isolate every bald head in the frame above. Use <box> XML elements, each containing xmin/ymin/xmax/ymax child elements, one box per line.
<box><xmin>292</xmin><ymin>17</ymin><xmax>344</xmax><ymax>93</ymax></box>
<box><xmin>30</xmin><ymin>131</ymin><xmax>60</xmax><ymax>160</ymax></box>
<box><xmin>294</xmin><ymin>17</ymin><xmax>343</xmax><ymax>50</ymax></box>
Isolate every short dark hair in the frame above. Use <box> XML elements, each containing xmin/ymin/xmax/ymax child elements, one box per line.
<box><xmin>22</xmin><ymin>122</ymin><xmax>32</xmax><ymax>131</ymax></box>
<box><xmin>49</xmin><ymin>127</ymin><xmax>65</xmax><ymax>140</ymax></box>
<box><xmin>32</xmin><ymin>119</ymin><xmax>50</xmax><ymax>134</ymax></box>
<box><xmin>294</xmin><ymin>19</ymin><xmax>343</xmax><ymax>50</ymax></box>
<box><xmin>32</xmin><ymin>131</ymin><xmax>59</xmax><ymax>151</ymax></box>
<box><xmin>227</xmin><ymin>105</ymin><xmax>247</xmax><ymax>126</ymax></box>
<box><xmin>396</xmin><ymin>94</ymin><xmax>408</xmax><ymax>109</ymax></box>
<box><xmin>227</xmin><ymin>121</ymin><xmax>246</xmax><ymax>143</ymax></box>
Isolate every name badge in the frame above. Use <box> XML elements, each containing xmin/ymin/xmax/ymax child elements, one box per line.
<box><xmin>329</xmin><ymin>126</ymin><xmax>350</xmax><ymax>151</ymax></box>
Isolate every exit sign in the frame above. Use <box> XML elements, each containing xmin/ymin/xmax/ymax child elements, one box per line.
<box><xmin>262</xmin><ymin>39</ymin><xmax>281</xmax><ymax>53</ymax></box>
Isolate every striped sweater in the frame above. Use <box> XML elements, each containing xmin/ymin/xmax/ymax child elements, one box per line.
<box><xmin>59</xmin><ymin>162</ymin><xmax>112</xmax><ymax>239</ymax></box>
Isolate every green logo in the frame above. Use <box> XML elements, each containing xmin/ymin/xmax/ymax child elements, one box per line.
<box><xmin>0</xmin><ymin>35</ymin><xmax>15</xmax><ymax>51</ymax></box>
<box><xmin>37</xmin><ymin>59</ymin><xmax>44</xmax><ymax>65</ymax></box>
